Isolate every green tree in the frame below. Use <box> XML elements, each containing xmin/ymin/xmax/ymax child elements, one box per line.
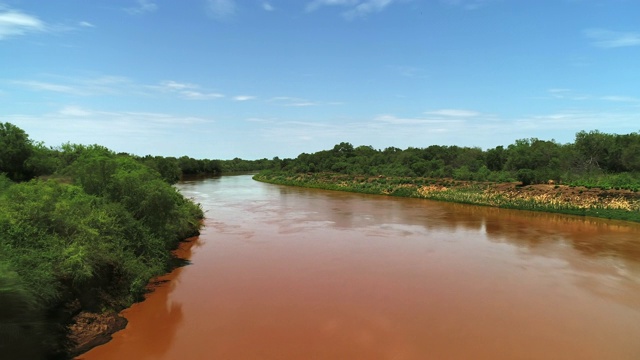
<box><xmin>622</xmin><ymin>142</ymin><xmax>640</xmax><ymax>171</ymax></box>
<box><xmin>0</xmin><ymin>123</ymin><xmax>33</xmax><ymax>181</ymax></box>
<box><xmin>574</xmin><ymin>130</ymin><xmax>613</xmax><ymax>173</ymax></box>
<box><xmin>617</xmin><ymin>133</ymin><xmax>640</xmax><ymax>172</ymax></box>
<box><xmin>332</xmin><ymin>142</ymin><xmax>355</xmax><ymax>158</ymax></box>
<box><xmin>505</xmin><ymin>138</ymin><xmax>563</xmax><ymax>183</ymax></box>
<box><xmin>485</xmin><ymin>146</ymin><xmax>506</xmax><ymax>171</ymax></box>
<box><xmin>25</xmin><ymin>142</ymin><xmax>61</xmax><ymax>177</ymax></box>
<box><xmin>141</xmin><ymin>155</ymin><xmax>182</xmax><ymax>183</ymax></box>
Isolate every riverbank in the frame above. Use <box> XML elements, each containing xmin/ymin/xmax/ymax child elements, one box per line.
<box><xmin>1</xmin><ymin>174</ymin><xmax>204</xmax><ymax>359</ymax></box>
<box><xmin>67</xmin><ymin>311</ymin><xmax>128</xmax><ymax>357</ymax></box>
<box><xmin>68</xmin><ymin>234</ymin><xmax>199</xmax><ymax>358</ymax></box>
<box><xmin>0</xmin><ymin>124</ymin><xmax>213</xmax><ymax>359</ymax></box>
<box><xmin>253</xmin><ymin>172</ymin><xmax>640</xmax><ymax>223</ymax></box>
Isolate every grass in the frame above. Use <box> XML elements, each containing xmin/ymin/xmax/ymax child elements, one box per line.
<box><xmin>254</xmin><ymin>171</ymin><xmax>640</xmax><ymax>223</ymax></box>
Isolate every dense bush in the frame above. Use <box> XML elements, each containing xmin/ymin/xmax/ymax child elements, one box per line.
<box><xmin>0</xmin><ymin>123</ymin><xmax>204</xmax><ymax>358</ymax></box>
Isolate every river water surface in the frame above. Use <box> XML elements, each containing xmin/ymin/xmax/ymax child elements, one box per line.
<box><xmin>79</xmin><ymin>175</ymin><xmax>640</xmax><ymax>359</ymax></box>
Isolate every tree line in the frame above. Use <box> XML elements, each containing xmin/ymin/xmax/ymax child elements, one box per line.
<box><xmin>271</xmin><ymin>130</ymin><xmax>640</xmax><ymax>189</ymax></box>
<box><xmin>0</xmin><ymin>122</ymin><xmax>273</xmax><ymax>186</ymax></box>
<box><xmin>138</xmin><ymin>155</ymin><xmax>273</xmax><ymax>183</ymax></box>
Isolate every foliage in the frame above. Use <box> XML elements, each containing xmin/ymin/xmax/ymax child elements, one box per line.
<box><xmin>265</xmin><ymin>130</ymin><xmax>640</xmax><ymax>187</ymax></box>
<box><xmin>138</xmin><ymin>155</ymin><xmax>183</xmax><ymax>184</ymax></box>
<box><xmin>566</xmin><ymin>172</ymin><xmax>640</xmax><ymax>192</ymax></box>
<box><xmin>0</xmin><ymin>123</ymin><xmax>204</xmax><ymax>358</ymax></box>
<box><xmin>25</xmin><ymin>141</ymin><xmax>62</xmax><ymax>177</ymax></box>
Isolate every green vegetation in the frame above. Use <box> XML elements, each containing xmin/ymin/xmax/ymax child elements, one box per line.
<box><xmin>0</xmin><ymin>123</ymin><xmax>204</xmax><ymax>358</ymax></box>
<box><xmin>265</xmin><ymin>131</ymin><xmax>640</xmax><ymax>186</ymax></box>
<box><xmin>255</xmin><ymin>130</ymin><xmax>640</xmax><ymax>223</ymax></box>
<box><xmin>138</xmin><ymin>154</ymin><xmax>273</xmax><ymax>182</ymax></box>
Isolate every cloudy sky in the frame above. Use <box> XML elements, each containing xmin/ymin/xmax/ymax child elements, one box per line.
<box><xmin>1</xmin><ymin>0</ymin><xmax>639</xmax><ymax>159</ymax></box>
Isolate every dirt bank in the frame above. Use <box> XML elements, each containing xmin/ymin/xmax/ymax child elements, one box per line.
<box><xmin>67</xmin><ymin>311</ymin><xmax>128</xmax><ymax>358</ymax></box>
<box><xmin>490</xmin><ymin>182</ymin><xmax>640</xmax><ymax>208</ymax></box>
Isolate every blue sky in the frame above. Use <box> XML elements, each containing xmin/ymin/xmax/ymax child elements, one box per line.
<box><xmin>1</xmin><ymin>0</ymin><xmax>639</xmax><ymax>159</ymax></box>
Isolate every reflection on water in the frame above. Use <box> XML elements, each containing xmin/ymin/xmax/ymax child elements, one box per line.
<box><xmin>80</xmin><ymin>175</ymin><xmax>640</xmax><ymax>360</ymax></box>
<box><xmin>277</xmin><ymin>184</ymin><xmax>640</xmax><ymax>259</ymax></box>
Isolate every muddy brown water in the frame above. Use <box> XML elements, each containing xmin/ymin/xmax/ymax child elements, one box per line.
<box><xmin>78</xmin><ymin>175</ymin><xmax>640</xmax><ymax>360</ymax></box>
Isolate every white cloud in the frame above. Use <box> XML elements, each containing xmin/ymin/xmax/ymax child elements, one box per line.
<box><xmin>305</xmin><ymin>0</ymin><xmax>398</xmax><ymax>18</ymax></box>
<box><xmin>12</xmin><ymin>80</ymin><xmax>82</xmax><ymax>95</ymax></box>
<box><xmin>584</xmin><ymin>29</ymin><xmax>640</xmax><ymax>48</ymax></box>
<box><xmin>159</xmin><ymin>80</ymin><xmax>198</xmax><ymax>90</ymax></box>
<box><xmin>157</xmin><ymin>80</ymin><xmax>225</xmax><ymax>100</ymax></box>
<box><xmin>268</xmin><ymin>96</ymin><xmax>344</xmax><ymax>107</ymax></box>
<box><xmin>10</xmin><ymin>75</ymin><xmax>231</xmax><ymax>101</ymax></box>
<box><xmin>181</xmin><ymin>90</ymin><xmax>225</xmax><ymax>100</ymax></box>
<box><xmin>344</xmin><ymin>0</ymin><xmax>393</xmax><ymax>19</ymax></box>
<box><xmin>207</xmin><ymin>0</ymin><xmax>237</xmax><ymax>20</ymax></box>
<box><xmin>59</xmin><ymin>106</ymin><xmax>92</xmax><ymax>117</ymax></box>
<box><xmin>6</xmin><ymin>106</ymin><xmax>212</xmax><ymax>155</ymax></box>
<box><xmin>0</xmin><ymin>9</ymin><xmax>45</xmax><ymax>39</ymax></box>
<box><xmin>515</xmin><ymin>110</ymin><xmax>640</xmax><ymax>133</ymax></box>
<box><xmin>253</xmin><ymin>112</ymin><xmax>480</xmax><ymax>154</ymax></box>
<box><xmin>547</xmin><ymin>88</ymin><xmax>590</xmax><ymax>101</ymax></box>
<box><xmin>125</xmin><ymin>0</ymin><xmax>158</xmax><ymax>15</ymax></box>
<box><xmin>600</xmin><ymin>95</ymin><xmax>640</xmax><ymax>104</ymax></box>
<box><xmin>262</xmin><ymin>2</ymin><xmax>275</xmax><ymax>11</ymax></box>
<box><xmin>11</xmin><ymin>75</ymin><xmax>137</xmax><ymax>96</ymax></box>
<box><xmin>425</xmin><ymin>109</ymin><xmax>480</xmax><ymax>117</ymax></box>
<box><xmin>0</xmin><ymin>6</ymin><xmax>94</xmax><ymax>39</ymax></box>
<box><xmin>547</xmin><ymin>89</ymin><xmax>640</xmax><ymax>104</ymax></box>
<box><xmin>233</xmin><ymin>95</ymin><xmax>256</xmax><ymax>101</ymax></box>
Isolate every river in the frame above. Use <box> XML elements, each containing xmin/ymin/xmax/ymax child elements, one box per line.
<box><xmin>78</xmin><ymin>174</ymin><xmax>640</xmax><ymax>360</ymax></box>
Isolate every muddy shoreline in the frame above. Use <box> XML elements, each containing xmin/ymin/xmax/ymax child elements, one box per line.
<box><xmin>67</xmin><ymin>312</ymin><xmax>128</xmax><ymax>358</ymax></box>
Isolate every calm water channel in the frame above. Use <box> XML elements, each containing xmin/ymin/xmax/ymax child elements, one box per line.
<box><xmin>79</xmin><ymin>175</ymin><xmax>640</xmax><ymax>360</ymax></box>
